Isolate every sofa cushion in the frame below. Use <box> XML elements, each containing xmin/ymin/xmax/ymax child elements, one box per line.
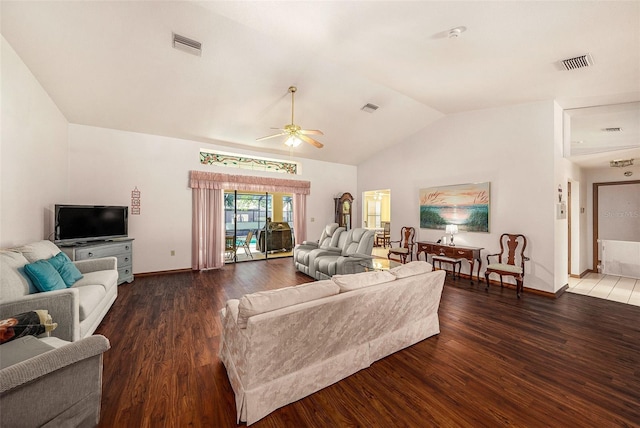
<box><xmin>0</xmin><ymin>250</ymin><xmax>35</xmax><ymax>298</ymax></box>
<box><xmin>0</xmin><ymin>335</ymin><xmax>56</xmax><ymax>369</ymax></box>
<box><xmin>0</xmin><ymin>310</ymin><xmax>58</xmax><ymax>345</ymax></box>
<box><xmin>237</xmin><ymin>280</ymin><xmax>339</xmax><ymax>329</ymax></box>
<box><xmin>73</xmin><ymin>285</ymin><xmax>106</xmax><ymax>321</ymax></box>
<box><xmin>332</xmin><ymin>270</ymin><xmax>396</xmax><ymax>292</ymax></box>
<box><xmin>46</xmin><ymin>252</ymin><xmax>83</xmax><ymax>287</ymax></box>
<box><xmin>14</xmin><ymin>240</ymin><xmax>61</xmax><ymax>263</ymax></box>
<box><xmin>389</xmin><ymin>261</ymin><xmax>434</xmax><ymax>279</ymax></box>
<box><xmin>23</xmin><ymin>260</ymin><xmax>67</xmax><ymax>292</ymax></box>
<box><xmin>73</xmin><ymin>270</ymin><xmax>118</xmax><ymax>293</ymax></box>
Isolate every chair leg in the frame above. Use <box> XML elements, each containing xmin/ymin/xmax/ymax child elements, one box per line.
<box><xmin>485</xmin><ymin>273</ymin><xmax>490</xmax><ymax>291</ymax></box>
<box><xmin>516</xmin><ymin>279</ymin><xmax>522</xmax><ymax>298</ymax></box>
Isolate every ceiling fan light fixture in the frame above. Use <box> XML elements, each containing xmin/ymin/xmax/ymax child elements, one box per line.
<box><xmin>285</xmin><ymin>135</ymin><xmax>302</xmax><ymax>147</ymax></box>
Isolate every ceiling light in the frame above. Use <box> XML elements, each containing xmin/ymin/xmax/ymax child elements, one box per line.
<box><xmin>361</xmin><ymin>103</ymin><xmax>379</xmax><ymax>113</ymax></box>
<box><xmin>448</xmin><ymin>26</ymin><xmax>467</xmax><ymax>39</ymax></box>
<box><xmin>172</xmin><ymin>33</ymin><xmax>202</xmax><ymax>56</ymax></box>
<box><xmin>284</xmin><ymin>136</ymin><xmax>302</xmax><ymax>147</ymax></box>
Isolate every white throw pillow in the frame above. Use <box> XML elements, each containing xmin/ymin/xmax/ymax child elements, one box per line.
<box><xmin>237</xmin><ymin>280</ymin><xmax>339</xmax><ymax>328</ymax></box>
<box><xmin>332</xmin><ymin>270</ymin><xmax>396</xmax><ymax>293</ymax></box>
<box><xmin>389</xmin><ymin>261</ymin><xmax>433</xmax><ymax>279</ymax></box>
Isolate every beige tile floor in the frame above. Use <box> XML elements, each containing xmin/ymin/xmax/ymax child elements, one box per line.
<box><xmin>568</xmin><ymin>272</ymin><xmax>640</xmax><ymax>306</ymax></box>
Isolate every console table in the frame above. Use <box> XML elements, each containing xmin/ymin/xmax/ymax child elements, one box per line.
<box><xmin>416</xmin><ymin>241</ymin><xmax>483</xmax><ymax>283</ymax></box>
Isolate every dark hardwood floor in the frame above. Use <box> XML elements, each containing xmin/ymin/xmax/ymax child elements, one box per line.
<box><xmin>96</xmin><ymin>259</ymin><xmax>640</xmax><ymax>427</ymax></box>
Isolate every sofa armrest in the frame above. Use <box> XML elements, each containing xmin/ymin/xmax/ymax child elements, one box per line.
<box><xmin>300</xmin><ymin>241</ymin><xmax>319</xmax><ymax>247</ymax></box>
<box><xmin>0</xmin><ymin>335</ymin><xmax>110</xmax><ymax>393</ymax></box>
<box><xmin>73</xmin><ymin>256</ymin><xmax>117</xmax><ymax>274</ymax></box>
<box><xmin>0</xmin><ymin>289</ymin><xmax>80</xmax><ymax>342</ymax></box>
<box><xmin>336</xmin><ymin>254</ymin><xmax>371</xmax><ymax>274</ymax></box>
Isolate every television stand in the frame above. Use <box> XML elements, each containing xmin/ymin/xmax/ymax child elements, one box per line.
<box><xmin>60</xmin><ymin>239</ymin><xmax>134</xmax><ymax>285</ymax></box>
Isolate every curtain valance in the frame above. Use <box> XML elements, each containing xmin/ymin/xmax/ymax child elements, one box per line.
<box><xmin>189</xmin><ymin>171</ymin><xmax>311</xmax><ymax>195</ymax></box>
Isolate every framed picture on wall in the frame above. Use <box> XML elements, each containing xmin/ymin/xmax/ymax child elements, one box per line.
<box><xmin>419</xmin><ymin>182</ymin><xmax>490</xmax><ymax>232</ymax></box>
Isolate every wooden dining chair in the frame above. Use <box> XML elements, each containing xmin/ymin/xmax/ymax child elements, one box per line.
<box><xmin>387</xmin><ymin>226</ymin><xmax>415</xmax><ymax>264</ymax></box>
<box><xmin>485</xmin><ymin>233</ymin><xmax>529</xmax><ymax>298</ymax></box>
<box><xmin>375</xmin><ymin>222</ymin><xmax>391</xmax><ymax>248</ymax></box>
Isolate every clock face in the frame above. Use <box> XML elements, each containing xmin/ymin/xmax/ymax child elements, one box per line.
<box><xmin>343</xmin><ymin>201</ymin><xmax>350</xmax><ymax>213</ymax></box>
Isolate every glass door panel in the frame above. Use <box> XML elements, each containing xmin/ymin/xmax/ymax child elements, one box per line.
<box><xmin>224</xmin><ymin>191</ymin><xmax>294</xmax><ymax>262</ymax></box>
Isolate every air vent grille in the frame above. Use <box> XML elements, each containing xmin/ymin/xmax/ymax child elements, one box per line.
<box><xmin>604</xmin><ymin>127</ymin><xmax>622</xmax><ymax>132</ymax></box>
<box><xmin>561</xmin><ymin>53</ymin><xmax>593</xmax><ymax>70</ymax></box>
<box><xmin>173</xmin><ymin>33</ymin><xmax>202</xmax><ymax>56</ymax></box>
<box><xmin>361</xmin><ymin>103</ymin><xmax>379</xmax><ymax>113</ymax></box>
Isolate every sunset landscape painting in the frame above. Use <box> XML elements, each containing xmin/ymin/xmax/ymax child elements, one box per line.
<box><xmin>419</xmin><ymin>182</ymin><xmax>490</xmax><ymax>232</ymax></box>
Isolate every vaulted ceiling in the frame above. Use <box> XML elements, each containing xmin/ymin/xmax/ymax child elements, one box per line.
<box><xmin>2</xmin><ymin>1</ymin><xmax>639</xmax><ymax>166</ymax></box>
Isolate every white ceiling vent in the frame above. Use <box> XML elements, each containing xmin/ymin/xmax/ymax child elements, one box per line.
<box><xmin>173</xmin><ymin>33</ymin><xmax>202</xmax><ymax>56</ymax></box>
<box><xmin>361</xmin><ymin>103</ymin><xmax>379</xmax><ymax>113</ymax></box>
<box><xmin>603</xmin><ymin>127</ymin><xmax>622</xmax><ymax>132</ymax></box>
<box><xmin>561</xmin><ymin>53</ymin><xmax>593</xmax><ymax>70</ymax></box>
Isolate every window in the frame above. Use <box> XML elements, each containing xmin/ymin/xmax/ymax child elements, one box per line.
<box><xmin>200</xmin><ymin>150</ymin><xmax>299</xmax><ymax>175</ymax></box>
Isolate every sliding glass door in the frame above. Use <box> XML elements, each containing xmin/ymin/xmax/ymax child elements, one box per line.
<box><xmin>224</xmin><ymin>191</ymin><xmax>295</xmax><ymax>263</ymax></box>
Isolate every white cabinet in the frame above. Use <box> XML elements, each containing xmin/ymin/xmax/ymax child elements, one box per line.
<box><xmin>61</xmin><ymin>239</ymin><xmax>134</xmax><ymax>285</ymax></box>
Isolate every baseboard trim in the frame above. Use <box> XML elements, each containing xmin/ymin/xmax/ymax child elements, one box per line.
<box><xmin>483</xmin><ymin>277</ymin><xmax>558</xmax><ymax>299</ymax></box>
<box><xmin>569</xmin><ymin>269</ymin><xmax>592</xmax><ymax>279</ymax></box>
<box><xmin>134</xmin><ymin>268</ymin><xmax>192</xmax><ymax>278</ymax></box>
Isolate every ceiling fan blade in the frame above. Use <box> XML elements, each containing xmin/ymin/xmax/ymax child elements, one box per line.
<box><xmin>299</xmin><ymin>134</ymin><xmax>324</xmax><ymax>148</ymax></box>
<box><xmin>256</xmin><ymin>132</ymin><xmax>286</xmax><ymax>141</ymax></box>
<box><xmin>299</xmin><ymin>129</ymin><xmax>324</xmax><ymax>136</ymax></box>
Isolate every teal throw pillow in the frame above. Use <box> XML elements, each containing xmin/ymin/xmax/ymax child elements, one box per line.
<box><xmin>23</xmin><ymin>260</ymin><xmax>67</xmax><ymax>292</ymax></box>
<box><xmin>46</xmin><ymin>252</ymin><xmax>83</xmax><ymax>287</ymax></box>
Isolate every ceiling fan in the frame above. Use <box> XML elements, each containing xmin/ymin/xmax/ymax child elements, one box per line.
<box><xmin>256</xmin><ymin>86</ymin><xmax>324</xmax><ymax>148</ymax></box>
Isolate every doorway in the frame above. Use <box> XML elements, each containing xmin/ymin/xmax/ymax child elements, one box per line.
<box><xmin>362</xmin><ymin>189</ymin><xmax>391</xmax><ymax>258</ymax></box>
<box><xmin>224</xmin><ymin>191</ymin><xmax>294</xmax><ymax>263</ymax></box>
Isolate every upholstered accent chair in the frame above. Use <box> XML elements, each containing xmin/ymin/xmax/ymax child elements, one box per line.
<box><xmin>313</xmin><ymin>228</ymin><xmax>375</xmax><ymax>280</ymax></box>
<box><xmin>293</xmin><ymin>223</ymin><xmax>345</xmax><ymax>276</ymax></box>
<box><xmin>388</xmin><ymin>226</ymin><xmax>416</xmax><ymax>264</ymax></box>
<box><xmin>485</xmin><ymin>233</ymin><xmax>529</xmax><ymax>298</ymax></box>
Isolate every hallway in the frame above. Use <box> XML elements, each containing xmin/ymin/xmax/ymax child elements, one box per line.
<box><xmin>568</xmin><ymin>273</ymin><xmax>640</xmax><ymax>306</ymax></box>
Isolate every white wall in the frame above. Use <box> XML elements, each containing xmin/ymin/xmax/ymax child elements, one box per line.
<box><xmin>358</xmin><ymin>101</ymin><xmax>558</xmax><ymax>293</ymax></box>
<box><xmin>0</xmin><ymin>36</ymin><xmax>69</xmax><ymax>247</ymax></box>
<box><xmin>584</xmin><ymin>166</ymin><xmax>640</xmax><ymax>270</ymax></box>
<box><xmin>67</xmin><ymin>125</ymin><xmax>356</xmax><ymax>274</ymax></box>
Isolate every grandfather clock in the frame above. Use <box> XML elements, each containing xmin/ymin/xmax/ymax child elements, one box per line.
<box><xmin>334</xmin><ymin>192</ymin><xmax>354</xmax><ymax>231</ymax></box>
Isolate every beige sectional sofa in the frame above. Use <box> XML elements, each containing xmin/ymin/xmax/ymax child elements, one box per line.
<box><xmin>219</xmin><ymin>261</ymin><xmax>446</xmax><ymax>425</ymax></box>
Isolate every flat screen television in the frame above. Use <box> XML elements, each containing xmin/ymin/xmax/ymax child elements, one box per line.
<box><xmin>54</xmin><ymin>205</ymin><xmax>128</xmax><ymax>245</ymax></box>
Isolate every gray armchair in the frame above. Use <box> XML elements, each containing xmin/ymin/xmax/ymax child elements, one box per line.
<box><xmin>0</xmin><ymin>334</ymin><xmax>110</xmax><ymax>427</ymax></box>
<box><xmin>293</xmin><ymin>223</ymin><xmax>345</xmax><ymax>276</ymax></box>
<box><xmin>313</xmin><ymin>228</ymin><xmax>375</xmax><ymax>280</ymax></box>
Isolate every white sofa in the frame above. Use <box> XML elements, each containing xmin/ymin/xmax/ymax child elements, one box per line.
<box><xmin>219</xmin><ymin>261</ymin><xmax>445</xmax><ymax>425</ymax></box>
<box><xmin>0</xmin><ymin>240</ymin><xmax>118</xmax><ymax>341</ymax></box>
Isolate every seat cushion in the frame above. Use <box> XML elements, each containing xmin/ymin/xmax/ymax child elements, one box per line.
<box><xmin>389</xmin><ymin>247</ymin><xmax>409</xmax><ymax>254</ymax></box>
<box><xmin>73</xmin><ymin>270</ymin><xmax>118</xmax><ymax>293</ymax></box>
<box><xmin>73</xmin><ymin>285</ymin><xmax>107</xmax><ymax>321</ymax></box>
<box><xmin>487</xmin><ymin>263</ymin><xmax>523</xmax><ymax>274</ymax></box>
<box><xmin>315</xmin><ymin>255</ymin><xmax>340</xmax><ymax>277</ymax></box>
<box><xmin>237</xmin><ymin>280</ymin><xmax>339</xmax><ymax>328</ymax></box>
<box><xmin>0</xmin><ymin>335</ymin><xmax>55</xmax><ymax>369</ymax></box>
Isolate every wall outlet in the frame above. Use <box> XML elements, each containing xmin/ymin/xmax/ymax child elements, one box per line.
<box><xmin>170</xmin><ymin>250</ymin><xmax>175</xmax><ymax>256</ymax></box>
<box><xmin>311</xmin><ymin>217</ymin><xmax>315</xmax><ymax>222</ymax></box>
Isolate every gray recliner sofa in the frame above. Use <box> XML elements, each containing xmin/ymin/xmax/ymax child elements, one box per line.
<box><xmin>312</xmin><ymin>228</ymin><xmax>375</xmax><ymax>280</ymax></box>
<box><xmin>293</xmin><ymin>223</ymin><xmax>345</xmax><ymax>276</ymax></box>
